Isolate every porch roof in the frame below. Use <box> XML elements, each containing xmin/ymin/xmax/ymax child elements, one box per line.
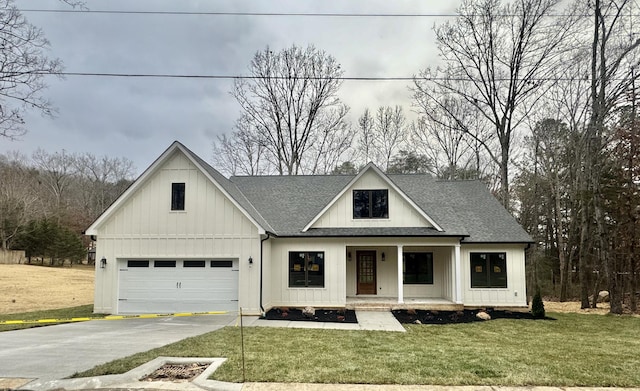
<box><xmin>281</xmin><ymin>227</ymin><xmax>468</xmax><ymax>237</ymax></box>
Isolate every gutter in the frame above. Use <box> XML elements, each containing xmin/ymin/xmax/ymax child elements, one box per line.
<box><xmin>259</xmin><ymin>232</ymin><xmax>271</xmax><ymax>316</ymax></box>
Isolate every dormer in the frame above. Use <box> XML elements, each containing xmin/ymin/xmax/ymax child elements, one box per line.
<box><xmin>303</xmin><ymin>163</ymin><xmax>442</xmax><ymax>231</ymax></box>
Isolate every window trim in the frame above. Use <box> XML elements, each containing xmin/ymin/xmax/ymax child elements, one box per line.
<box><xmin>288</xmin><ymin>251</ymin><xmax>325</xmax><ymax>288</ymax></box>
<box><xmin>470</xmin><ymin>252</ymin><xmax>507</xmax><ymax>289</ymax></box>
<box><xmin>352</xmin><ymin>189</ymin><xmax>389</xmax><ymax>219</ymax></box>
<box><xmin>402</xmin><ymin>252</ymin><xmax>434</xmax><ymax>285</ymax></box>
<box><xmin>171</xmin><ymin>182</ymin><xmax>186</xmax><ymax>211</ymax></box>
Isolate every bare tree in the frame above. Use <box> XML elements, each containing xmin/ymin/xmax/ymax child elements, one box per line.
<box><xmin>74</xmin><ymin>153</ymin><xmax>135</xmax><ymax>218</ymax></box>
<box><xmin>0</xmin><ymin>0</ymin><xmax>63</xmax><ymax>140</ymax></box>
<box><xmin>412</xmin><ymin>96</ymin><xmax>493</xmax><ymax>180</ymax></box>
<box><xmin>0</xmin><ymin>152</ymin><xmax>42</xmax><ymax>249</ymax></box>
<box><xmin>357</xmin><ymin>108</ymin><xmax>375</xmax><ymax>165</ymax></box>
<box><xmin>413</xmin><ymin>0</ymin><xmax>575</xmax><ymax>208</ymax></box>
<box><xmin>212</xmin><ymin>115</ymin><xmax>269</xmax><ymax>176</ymax></box>
<box><xmin>32</xmin><ymin>149</ymin><xmax>76</xmax><ymax>220</ymax></box>
<box><xmin>230</xmin><ymin>44</ymin><xmax>350</xmax><ymax>175</ymax></box>
<box><xmin>373</xmin><ymin>106</ymin><xmax>407</xmax><ymax>171</ymax></box>
<box><xmin>580</xmin><ymin>0</ymin><xmax>640</xmax><ymax>313</ymax></box>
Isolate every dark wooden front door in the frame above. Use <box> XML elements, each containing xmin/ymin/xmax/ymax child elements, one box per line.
<box><xmin>357</xmin><ymin>251</ymin><xmax>377</xmax><ymax>295</ymax></box>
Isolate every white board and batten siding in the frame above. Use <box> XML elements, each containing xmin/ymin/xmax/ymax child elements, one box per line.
<box><xmin>268</xmin><ymin>238</ymin><xmax>348</xmax><ymax>308</ymax></box>
<box><xmin>311</xmin><ymin>170</ymin><xmax>431</xmax><ymax>229</ymax></box>
<box><xmin>93</xmin><ymin>150</ymin><xmax>263</xmax><ymax>315</ymax></box>
<box><xmin>460</xmin><ymin>244</ymin><xmax>528</xmax><ymax>307</ymax></box>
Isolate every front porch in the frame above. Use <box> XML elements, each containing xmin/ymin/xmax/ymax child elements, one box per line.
<box><xmin>346</xmin><ymin>242</ymin><xmax>463</xmax><ymax>307</ymax></box>
<box><xmin>346</xmin><ymin>296</ymin><xmax>463</xmax><ymax>311</ymax></box>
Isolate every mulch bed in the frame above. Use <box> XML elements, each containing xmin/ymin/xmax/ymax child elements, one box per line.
<box><xmin>263</xmin><ymin>307</ymin><xmax>358</xmax><ymax>323</ymax></box>
<box><xmin>392</xmin><ymin>309</ymin><xmax>555</xmax><ymax>324</ymax></box>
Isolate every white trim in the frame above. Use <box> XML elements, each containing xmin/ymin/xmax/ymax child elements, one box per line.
<box><xmin>397</xmin><ymin>245</ymin><xmax>404</xmax><ymax>304</ymax></box>
<box><xmin>85</xmin><ymin>141</ymin><xmax>265</xmax><ymax>235</ymax></box>
<box><xmin>454</xmin><ymin>244</ymin><xmax>462</xmax><ymax>304</ymax></box>
<box><xmin>302</xmin><ymin>163</ymin><xmax>443</xmax><ymax>232</ymax></box>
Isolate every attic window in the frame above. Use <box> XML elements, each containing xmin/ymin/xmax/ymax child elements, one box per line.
<box><xmin>171</xmin><ymin>183</ymin><xmax>185</xmax><ymax>211</ymax></box>
<box><xmin>353</xmin><ymin>189</ymin><xmax>388</xmax><ymax>219</ymax></box>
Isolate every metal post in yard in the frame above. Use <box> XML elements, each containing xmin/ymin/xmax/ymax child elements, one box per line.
<box><xmin>240</xmin><ymin>307</ymin><xmax>246</xmax><ymax>383</ymax></box>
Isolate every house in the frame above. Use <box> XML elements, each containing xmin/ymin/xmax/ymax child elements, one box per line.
<box><xmin>86</xmin><ymin>141</ymin><xmax>532</xmax><ymax>315</ymax></box>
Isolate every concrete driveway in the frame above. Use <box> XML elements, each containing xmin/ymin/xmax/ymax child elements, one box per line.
<box><xmin>0</xmin><ymin>314</ymin><xmax>236</xmax><ymax>383</ymax></box>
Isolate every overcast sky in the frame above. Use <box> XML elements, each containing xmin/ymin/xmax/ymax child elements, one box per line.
<box><xmin>3</xmin><ymin>0</ymin><xmax>460</xmax><ymax>175</ymax></box>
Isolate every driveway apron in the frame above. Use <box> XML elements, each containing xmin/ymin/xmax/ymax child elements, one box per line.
<box><xmin>0</xmin><ymin>314</ymin><xmax>235</xmax><ymax>382</ymax></box>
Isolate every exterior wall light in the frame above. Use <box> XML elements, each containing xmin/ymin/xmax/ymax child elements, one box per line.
<box><xmin>381</xmin><ymin>252</ymin><xmax>386</xmax><ymax>262</ymax></box>
<box><xmin>248</xmin><ymin>256</ymin><xmax>253</xmax><ymax>264</ymax></box>
<box><xmin>100</xmin><ymin>257</ymin><xmax>107</xmax><ymax>269</ymax></box>
<box><xmin>347</xmin><ymin>252</ymin><xmax>352</xmax><ymax>261</ymax></box>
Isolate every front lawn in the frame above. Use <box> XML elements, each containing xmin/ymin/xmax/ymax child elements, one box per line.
<box><xmin>73</xmin><ymin>312</ymin><xmax>640</xmax><ymax>386</ymax></box>
<box><xmin>0</xmin><ymin>304</ymin><xmax>99</xmax><ymax>332</ymax></box>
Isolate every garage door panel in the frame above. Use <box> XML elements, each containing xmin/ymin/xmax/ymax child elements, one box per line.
<box><xmin>117</xmin><ymin>259</ymin><xmax>239</xmax><ymax>314</ymax></box>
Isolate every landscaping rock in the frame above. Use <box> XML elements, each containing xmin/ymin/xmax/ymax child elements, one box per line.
<box><xmin>476</xmin><ymin>311</ymin><xmax>491</xmax><ymax>321</ymax></box>
<box><xmin>598</xmin><ymin>290</ymin><xmax>610</xmax><ymax>303</ymax></box>
<box><xmin>302</xmin><ymin>306</ymin><xmax>316</xmax><ymax>318</ymax></box>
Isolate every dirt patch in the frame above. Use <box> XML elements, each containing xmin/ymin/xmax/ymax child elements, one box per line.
<box><xmin>0</xmin><ymin>264</ymin><xmax>94</xmax><ymax>314</ymax></box>
<box><xmin>264</xmin><ymin>308</ymin><xmax>358</xmax><ymax>323</ymax></box>
<box><xmin>142</xmin><ymin>362</ymin><xmax>209</xmax><ymax>382</ymax></box>
<box><xmin>543</xmin><ymin>300</ymin><xmax>611</xmax><ymax>315</ymax></box>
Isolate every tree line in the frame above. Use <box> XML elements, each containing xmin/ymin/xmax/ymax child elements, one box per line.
<box><xmin>1</xmin><ymin>0</ymin><xmax>638</xmax><ymax>311</ymax></box>
<box><xmin>213</xmin><ymin>0</ymin><xmax>639</xmax><ymax>314</ymax></box>
<box><xmin>0</xmin><ymin>150</ymin><xmax>134</xmax><ymax>265</ymax></box>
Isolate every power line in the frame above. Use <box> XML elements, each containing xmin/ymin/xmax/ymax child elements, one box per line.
<box><xmin>19</xmin><ymin>9</ymin><xmax>460</xmax><ymax>17</ymax></box>
<box><xmin>49</xmin><ymin>71</ymin><xmax>616</xmax><ymax>82</ymax></box>
<box><xmin>18</xmin><ymin>9</ymin><xmax>620</xmax><ymax>18</ymax></box>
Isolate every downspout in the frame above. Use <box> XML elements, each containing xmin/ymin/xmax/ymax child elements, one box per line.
<box><xmin>259</xmin><ymin>232</ymin><xmax>271</xmax><ymax>316</ymax></box>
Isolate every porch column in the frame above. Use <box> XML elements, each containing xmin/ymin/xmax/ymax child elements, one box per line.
<box><xmin>397</xmin><ymin>245</ymin><xmax>404</xmax><ymax>304</ymax></box>
<box><xmin>454</xmin><ymin>244</ymin><xmax>462</xmax><ymax>304</ymax></box>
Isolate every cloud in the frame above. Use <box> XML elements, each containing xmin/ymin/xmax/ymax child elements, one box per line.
<box><xmin>2</xmin><ymin>0</ymin><xmax>461</xmax><ymax>173</ymax></box>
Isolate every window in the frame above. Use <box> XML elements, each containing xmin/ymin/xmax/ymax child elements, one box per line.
<box><xmin>183</xmin><ymin>260</ymin><xmax>205</xmax><ymax>268</ymax></box>
<box><xmin>154</xmin><ymin>260</ymin><xmax>176</xmax><ymax>267</ymax></box>
<box><xmin>353</xmin><ymin>189</ymin><xmax>388</xmax><ymax>219</ymax></box>
<box><xmin>470</xmin><ymin>252</ymin><xmax>507</xmax><ymax>288</ymax></box>
<box><xmin>171</xmin><ymin>182</ymin><xmax>185</xmax><ymax>211</ymax></box>
<box><xmin>289</xmin><ymin>252</ymin><xmax>324</xmax><ymax>287</ymax></box>
<box><xmin>127</xmin><ymin>260</ymin><xmax>149</xmax><ymax>268</ymax></box>
<box><xmin>211</xmin><ymin>260</ymin><xmax>233</xmax><ymax>268</ymax></box>
<box><xmin>403</xmin><ymin>252</ymin><xmax>433</xmax><ymax>284</ymax></box>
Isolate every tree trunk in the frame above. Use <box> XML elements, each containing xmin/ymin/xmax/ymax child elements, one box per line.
<box><xmin>579</xmin><ymin>186</ymin><xmax>591</xmax><ymax>309</ymax></box>
<box><xmin>500</xmin><ymin>144</ymin><xmax>510</xmax><ymax>210</ymax></box>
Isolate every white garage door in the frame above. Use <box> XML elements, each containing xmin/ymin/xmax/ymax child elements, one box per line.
<box><xmin>117</xmin><ymin>259</ymin><xmax>239</xmax><ymax>314</ymax></box>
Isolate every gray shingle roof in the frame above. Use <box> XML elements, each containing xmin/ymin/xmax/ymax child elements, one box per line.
<box><xmin>181</xmin><ymin>143</ymin><xmax>531</xmax><ymax>243</ymax></box>
<box><xmin>228</xmin><ymin>172</ymin><xmax>532</xmax><ymax>243</ymax></box>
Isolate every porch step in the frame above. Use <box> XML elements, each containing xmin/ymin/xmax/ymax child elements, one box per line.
<box><xmin>347</xmin><ymin>305</ymin><xmax>391</xmax><ymax>311</ymax></box>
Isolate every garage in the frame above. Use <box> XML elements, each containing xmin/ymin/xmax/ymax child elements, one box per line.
<box><xmin>117</xmin><ymin>258</ymin><xmax>239</xmax><ymax>314</ymax></box>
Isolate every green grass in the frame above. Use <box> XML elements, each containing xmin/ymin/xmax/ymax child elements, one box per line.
<box><xmin>0</xmin><ymin>304</ymin><xmax>101</xmax><ymax>332</ymax></box>
<box><xmin>72</xmin><ymin>312</ymin><xmax>640</xmax><ymax>386</ymax></box>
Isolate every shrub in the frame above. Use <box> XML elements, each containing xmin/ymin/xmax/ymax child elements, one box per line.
<box><xmin>532</xmin><ymin>291</ymin><xmax>545</xmax><ymax>319</ymax></box>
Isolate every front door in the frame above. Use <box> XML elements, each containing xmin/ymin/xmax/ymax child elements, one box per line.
<box><xmin>357</xmin><ymin>251</ymin><xmax>377</xmax><ymax>295</ymax></box>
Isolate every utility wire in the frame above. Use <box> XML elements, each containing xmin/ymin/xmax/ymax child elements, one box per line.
<box><xmin>18</xmin><ymin>9</ymin><xmax>628</xmax><ymax>17</ymax></box>
<box><xmin>51</xmin><ymin>72</ymin><xmax>609</xmax><ymax>82</ymax></box>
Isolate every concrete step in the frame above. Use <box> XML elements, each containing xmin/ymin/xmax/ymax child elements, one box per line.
<box><xmin>347</xmin><ymin>305</ymin><xmax>391</xmax><ymax>311</ymax></box>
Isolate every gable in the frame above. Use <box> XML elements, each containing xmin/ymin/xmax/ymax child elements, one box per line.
<box><xmin>94</xmin><ymin>150</ymin><xmax>258</xmax><ymax>237</ymax></box>
<box><xmin>86</xmin><ymin>142</ymin><xmax>265</xmax><ymax>237</ymax></box>
<box><xmin>309</xmin><ymin>170</ymin><xmax>433</xmax><ymax>229</ymax></box>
